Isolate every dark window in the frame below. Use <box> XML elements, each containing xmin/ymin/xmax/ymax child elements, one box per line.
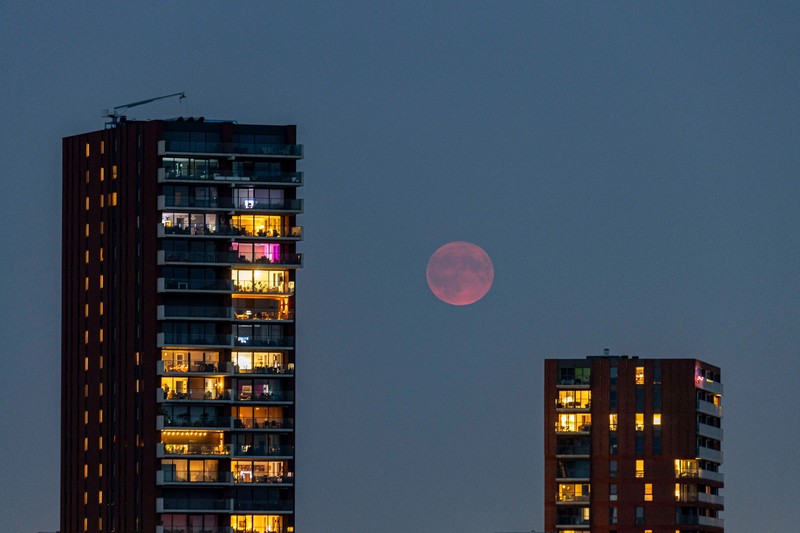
<box><xmin>609</xmin><ymin>432</ymin><xmax>618</xmax><ymax>455</ymax></box>
<box><xmin>636</xmin><ymin>433</ymin><xmax>644</xmax><ymax>455</ymax></box>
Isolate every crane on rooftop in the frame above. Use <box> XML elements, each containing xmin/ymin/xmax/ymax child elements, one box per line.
<box><xmin>102</xmin><ymin>91</ymin><xmax>186</xmax><ymax>125</ymax></box>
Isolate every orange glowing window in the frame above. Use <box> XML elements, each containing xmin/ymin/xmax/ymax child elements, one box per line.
<box><xmin>636</xmin><ymin>459</ymin><xmax>645</xmax><ymax>478</ymax></box>
<box><xmin>85</xmin><ymin>196</ymin><xmax>90</xmax><ymax>210</ymax></box>
<box><xmin>85</xmin><ymin>143</ymin><xmax>90</xmax><ymax>157</ymax></box>
<box><xmin>653</xmin><ymin>413</ymin><xmax>662</xmax><ymax>425</ymax></box>
<box><xmin>635</xmin><ymin>366</ymin><xmax>645</xmax><ymax>384</ymax></box>
<box><xmin>635</xmin><ymin>413</ymin><xmax>644</xmax><ymax>431</ymax></box>
<box><xmin>85</xmin><ymin>170</ymin><xmax>90</xmax><ymax>184</ymax></box>
<box><xmin>644</xmin><ymin>483</ymin><xmax>653</xmax><ymax>501</ymax></box>
<box><xmin>100</xmin><ymin>168</ymin><xmax>104</xmax><ymax>182</ymax></box>
<box><xmin>100</xmin><ymin>140</ymin><xmax>104</xmax><ymax>154</ymax></box>
<box><xmin>112</xmin><ymin>165</ymin><xmax>118</xmax><ymax>179</ymax></box>
<box><xmin>111</xmin><ymin>191</ymin><xmax>118</xmax><ymax>205</ymax></box>
<box><xmin>99</xmin><ymin>194</ymin><xmax>104</xmax><ymax>208</ymax></box>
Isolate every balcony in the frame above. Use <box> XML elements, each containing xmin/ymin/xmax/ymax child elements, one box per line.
<box><xmin>676</xmin><ymin>514</ymin><xmax>724</xmax><ymax>528</ymax></box>
<box><xmin>556</xmin><ymin>444</ymin><xmax>590</xmax><ymax>457</ymax></box>
<box><xmin>698</xmin><ymin>422</ymin><xmax>723</xmax><ymax>441</ymax></box>
<box><xmin>233</xmin><ymin>335</ymin><xmax>294</xmax><ymax>348</ymax></box>
<box><xmin>157</xmin><ymin>278</ymin><xmax>233</xmax><ymax>294</ymax></box>
<box><xmin>697</xmin><ymin>445</ymin><xmax>723</xmax><ymax>463</ymax></box>
<box><xmin>696</xmin><ymin>375</ymin><xmax>724</xmax><ymax>394</ymax></box>
<box><xmin>231</xmin><ymin>253</ymin><xmax>302</xmax><ymax>267</ymax></box>
<box><xmin>158</xmin><ymin>414</ymin><xmax>231</xmax><ymax>430</ymax></box>
<box><xmin>233</xmin><ymin>499</ymin><xmax>294</xmax><ymax>512</ymax></box>
<box><xmin>234</xmin><ymin>364</ymin><xmax>294</xmax><ymax>376</ymax></box>
<box><xmin>157</xmin><ymin>496</ymin><xmax>233</xmax><ymax>512</ymax></box>
<box><xmin>555</xmin><ymin>423</ymin><xmax>591</xmax><ymax>434</ymax></box>
<box><xmin>159</xmin><ymin>139</ymin><xmax>303</xmax><ymax>158</ymax></box>
<box><xmin>698</xmin><ymin>492</ymin><xmax>725</xmax><ymax>506</ymax></box>
<box><xmin>556</xmin><ymin>494</ymin><xmax>591</xmax><ymax>504</ymax></box>
<box><xmin>698</xmin><ymin>468</ymin><xmax>725</xmax><ymax>483</ymax></box>
<box><xmin>157</xmin><ymin>332</ymin><xmax>232</xmax><ymax>348</ymax></box>
<box><xmin>233</xmin><ymin>444</ymin><xmax>295</xmax><ymax>458</ymax></box>
<box><xmin>234</xmin><ymin>390</ymin><xmax>294</xmax><ymax>403</ymax></box>
<box><xmin>156</xmin><ymin>526</ymin><xmax>235</xmax><ymax>533</ymax></box>
<box><xmin>156</xmin><ymin>469</ymin><xmax>233</xmax><ymax>485</ymax></box>
<box><xmin>158</xmin><ymin>360</ymin><xmax>233</xmax><ymax>375</ymax></box>
<box><xmin>233</xmin><ymin>417</ymin><xmax>295</xmax><ymax>430</ymax></box>
<box><xmin>159</xmin><ymin>224</ymin><xmax>303</xmax><ymax>240</ymax></box>
<box><xmin>158</xmin><ymin>195</ymin><xmax>303</xmax><ymax>213</ymax></box>
<box><xmin>233</xmin><ymin>471</ymin><xmax>294</xmax><ymax>485</ymax></box>
<box><xmin>157</xmin><ymin>387</ymin><xmax>232</xmax><ymax>402</ymax></box>
<box><xmin>697</xmin><ymin>399</ymin><xmax>723</xmax><ymax>418</ymax></box>
<box><xmin>158</xmin><ymin>305</ymin><xmax>232</xmax><ymax>321</ymax></box>
<box><xmin>234</xmin><ymin>309</ymin><xmax>294</xmax><ymax>322</ymax></box>
<box><xmin>158</xmin><ymin>166</ymin><xmax>303</xmax><ymax>186</ymax></box>
<box><xmin>157</xmin><ymin>527</ymin><xmax>234</xmax><ymax>533</ymax></box>
<box><xmin>157</xmin><ymin>442</ymin><xmax>232</xmax><ymax>457</ymax></box>
<box><xmin>233</xmin><ymin>281</ymin><xmax>294</xmax><ymax>295</ymax></box>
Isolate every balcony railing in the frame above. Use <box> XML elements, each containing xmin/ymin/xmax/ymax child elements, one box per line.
<box><xmin>158</xmin><ymin>333</ymin><xmax>232</xmax><ymax>347</ymax></box>
<box><xmin>233</xmin><ymin>281</ymin><xmax>294</xmax><ymax>294</ymax></box>
<box><xmin>234</xmin><ymin>335</ymin><xmax>294</xmax><ymax>348</ymax></box>
<box><xmin>233</xmin><ymin>444</ymin><xmax>294</xmax><ymax>457</ymax></box>
<box><xmin>157</xmin><ymin>278</ymin><xmax>234</xmax><ymax>292</ymax></box>
<box><xmin>697</xmin><ymin>399</ymin><xmax>723</xmax><ymax>418</ymax></box>
<box><xmin>233</xmin><ymin>499</ymin><xmax>294</xmax><ymax>511</ymax></box>
<box><xmin>556</xmin><ymin>493</ymin><xmax>591</xmax><ymax>503</ymax></box>
<box><xmin>160</xmin><ymin>166</ymin><xmax>303</xmax><ymax>185</ymax></box>
<box><xmin>160</xmin><ymin>224</ymin><xmax>302</xmax><ymax>239</ymax></box>
<box><xmin>232</xmin><ymin>253</ymin><xmax>302</xmax><ymax>267</ymax></box>
<box><xmin>233</xmin><ymin>472</ymin><xmax>294</xmax><ymax>484</ymax></box>
<box><xmin>555</xmin><ymin>423</ymin><xmax>591</xmax><ymax>433</ymax></box>
<box><xmin>158</xmin><ymin>305</ymin><xmax>232</xmax><ymax>320</ymax></box>
<box><xmin>235</xmin><ymin>390</ymin><xmax>294</xmax><ymax>403</ymax></box>
<box><xmin>233</xmin><ymin>417</ymin><xmax>295</xmax><ymax>429</ymax></box>
<box><xmin>159</xmin><ymin>415</ymin><xmax>231</xmax><ymax>429</ymax></box>
<box><xmin>157</xmin><ymin>469</ymin><xmax>233</xmax><ymax>484</ymax></box>
<box><xmin>697</xmin><ymin>422</ymin><xmax>723</xmax><ymax>441</ymax></box>
<box><xmin>161</xmin><ymin>139</ymin><xmax>303</xmax><ymax>157</ymax></box>
<box><xmin>159</xmin><ymin>387</ymin><xmax>232</xmax><ymax>401</ymax></box>
<box><xmin>158</xmin><ymin>527</ymin><xmax>234</xmax><ymax>533</ymax></box>
<box><xmin>234</xmin><ymin>309</ymin><xmax>294</xmax><ymax>321</ymax></box>
<box><xmin>556</xmin><ymin>443</ymin><xmax>590</xmax><ymax>456</ymax></box>
<box><xmin>160</xmin><ymin>443</ymin><xmax>232</xmax><ymax>456</ymax></box>
<box><xmin>234</xmin><ymin>364</ymin><xmax>294</xmax><ymax>375</ymax></box>
<box><xmin>159</xmin><ymin>360</ymin><xmax>231</xmax><ymax>374</ymax></box>
<box><xmin>697</xmin><ymin>445</ymin><xmax>723</xmax><ymax>463</ymax></box>
<box><xmin>698</xmin><ymin>492</ymin><xmax>725</xmax><ymax>506</ymax></box>
<box><xmin>158</xmin><ymin>497</ymin><xmax>233</xmax><ymax>512</ymax></box>
<box><xmin>159</xmin><ymin>195</ymin><xmax>303</xmax><ymax>212</ymax></box>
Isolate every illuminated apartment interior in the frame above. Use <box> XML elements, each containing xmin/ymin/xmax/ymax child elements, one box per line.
<box><xmin>544</xmin><ymin>355</ymin><xmax>723</xmax><ymax>533</ymax></box>
<box><xmin>62</xmin><ymin>119</ymin><xmax>302</xmax><ymax>533</ymax></box>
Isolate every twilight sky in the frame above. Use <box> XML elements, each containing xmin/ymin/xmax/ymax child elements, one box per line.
<box><xmin>1</xmin><ymin>2</ymin><xmax>799</xmax><ymax>532</ymax></box>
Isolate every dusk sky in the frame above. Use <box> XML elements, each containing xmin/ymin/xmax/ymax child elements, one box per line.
<box><xmin>1</xmin><ymin>2</ymin><xmax>799</xmax><ymax>532</ymax></box>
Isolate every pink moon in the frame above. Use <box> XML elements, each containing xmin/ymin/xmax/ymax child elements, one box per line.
<box><xmin>426</xmin><ymin>241</ymin><xmax>494</xmax><ymax>306</ymax></box>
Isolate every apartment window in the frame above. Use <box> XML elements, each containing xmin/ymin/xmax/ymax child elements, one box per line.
<box><xmin>557</xmin><ymin>483</ymin><xmax>590</xmax><ymax>503</ymax></box>
<box><xmin>100</xmin><ymin>167</ymin><xmax>104</xmax><ymax>182</ymax></box>
<box><xmin>653</xmin><ymin>413</ymin><xmax>661</xmax><ymax>425</ymax></box>
<box><xmin>635</xmin><ymin>459</ymin><xmax>645</xmax><ymax>478</ymax></box>
<box><xmin>636</xmin><ymin>386</ymin><xmax>645</xmax><ymax>411</ymax></box>
<box><xmin>85</xmin><ymin>196</ymin><xmax>90</xmax><ymax>210</ymax></box>
<box><xmin>557</xmin><ymin>390</ymin><xmax>591</xmax><ymax>409</ymax></box>
<box><xmin>609</xmin><ymin>483</ymin><xmax>618</xmax><ymax>501</ymax></box>
<box><xmin>609</xmin><ymin>413</ymin><xmax>618</xmax><ymax>431</ymax></box>
<box><xmin>100</xmin><ymin>140</ymin><xmax>104</xmax><ymax>154</ymax></box>
<box><xmin>112</xmin><ymin>165</ymin><xmax>117</xmax><ymax>179</ymax></box>
<box><xmin>653</xmin><ymin>360</ymin><xmax>661</xmax><ymax>383</ymax></box>
<box><xmin>609</xmin><ymin>389</ymin><xmax>617</xmax><ymax>409</ymax></box>
<box><xmin>636</xmin><ymin>433</ymin><xmax>644</xmax><ymax>455</ymax></box>
<box><xmin>610</xmin><ymin>460</ymin><xmax>618</xmax><ymax>477</ymax></box>
<box><xmin>653</xmin><ymin>428</ymin><xmax>662</xmax><ymax>455</ymax></box>
<box><xmin>610</xmin><ymin>366</ymin><xmax>618</xmax><ymax>384</ymax></box>
<box><xmin>654</xmin><ymin>384</ymin><xmax>662</xmax><ymax>410</ymax></box>
<box><xmin>635</xmin><ymin>413</ymin><xmax>644</xmax><ymax>431</ymax></box>
<box><xmin>635</xmin><ymin>366</ymin><xmax>645</xmax><ymax>384</ymax></box>
<box><xmin>85</xmin><ymin>223</ymin><xmax>90</xmax><ymax>237</ymax></box>
<box><xmin>609</xmin><ymin>506</ymin><xmax>618</xmax><ymax>524</ymax></box>
<box><xmin>644</xmin><ymin>483</ymin><xmax>653</xmax><ymax>501</ymax></box>
<box><xmin>609</xmin><ymin>432</ymin><xmax>617</xmax><ymax>455</ymax></box>
<box><xmin>635</xmin><ymin>506</ymin><xmax>645</xmax><ymax>525</ymax></box>
<box><xmin>85</xmin><ymin>143</ymin><xmax>90</xmax><ymax>157</ymax></box>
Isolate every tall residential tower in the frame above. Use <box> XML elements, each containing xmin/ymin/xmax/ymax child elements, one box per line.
<box><xmin>544</xmin><ymin>355</ymin><xmax>723</xmax><ymax>533</ymax></box>
<box><xmin>62</xmin><ymin>118</ymin><xmax>302</xmax><ymax>533</ymax></box>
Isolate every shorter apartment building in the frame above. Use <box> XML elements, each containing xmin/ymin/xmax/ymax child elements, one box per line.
<box><xmin>544</xmin><ymin>355</ymin><xmax>723</xmax><ymax>533</ymax></box>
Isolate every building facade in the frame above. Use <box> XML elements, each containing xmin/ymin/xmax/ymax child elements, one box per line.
<box><xmin>544</xmin><ymin>355</ymin><xmax>723</xmax><ymax>533</ymax></box>
<box><xmin>62</xmin><ymin>118</ymin><xmax>302</xmax><ymax>533</ymax></box>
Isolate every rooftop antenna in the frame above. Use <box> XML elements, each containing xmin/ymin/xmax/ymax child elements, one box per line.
<box><xmin>102</xmin><ymin>92</ymin><xmax>186</xmax><ymax>125</ymax></box>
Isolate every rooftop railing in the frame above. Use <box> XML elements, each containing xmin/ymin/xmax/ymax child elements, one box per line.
<box><xmin>163</xmin><ymin>140</ymin><xmax>303</xmax><ymax>157</ymax></box>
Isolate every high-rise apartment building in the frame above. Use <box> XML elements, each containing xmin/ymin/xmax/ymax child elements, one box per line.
<box><xmin>62</xmin><ymin>118</ymin><xmax>302</xmax><ymax>533</ymax></box>
<box><xmin>544</xmin><ymin>355</ymin><xmax>723</xmax><ymax>532</ymax></box>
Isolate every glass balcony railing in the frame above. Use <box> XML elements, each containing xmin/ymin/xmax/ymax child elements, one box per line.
<box><xmin>161</xmin><ymin>388</ymin><xmax>232</xmax><ymax>401</ymax></box>
<box><xmin>234</xmin><ymin>363</ymin><xmax>294</xmax><ymax>375</ymax></box>
<box><xmin>233</xmin><ymin>471</ymin><xmax>294</xmax><ymax>484</ymax></box>
<box><xmin>159</xmin><ymin>305</ymin><xmax>232</xmax><ymax>319</ymax></box>
<box><xmin>232</xmin><ymin>253</ymin><xmax>302</xmax><ymax>267</ymax></box>
<box><xmin>233</xmin><ymin>282</ymin><xmax>294</xmax><ymax>295</ymax></box>
<box><xmin>234</xmin><ymin>309</ymin><xmax>294</xmax><ymax>321</ymax></box>
<box><xmin>160</xmin><ymin>497</ymin><xmax>232</xmax><ymax>511</ymax></box>
<box><xmin>158</xmin><ymin>469</ymin><xmax>232</xmax><ymax>483</ymax></box>
<box><xmin>233</xmin><ymin>499</ymin><xmax>294</xmax><ymax>511</ymax></box>
<box><xmin>233</xmin><ymin>445</ymin><xmax>294</xmax><ymax>457</ymax></box>
<box><xmin>163</xmin><ymin>139</ymin><xmax>303</xmax><ymax>157</ymax></box>
<box><xmin>161</xmin><ymin>224</ymin><xmax>302</xmax><ymax>239</ymax></box>
<box><xmin>160</xmin><ymin>333</ymin><xmax>232</xmax><ymax>346</ymax></box>
<box><xmin>556</xmin><ymin>443</ymin><xmax>591</xmax><ymax>456</ymax></box>
<box><xmin>235</xmin><ymin>391</ymin><xmax>294</xmax><ymax>402</ymax></box>
<box><xmin>162</xmin><ymin>416</ymin><xmax>231</xmax><ymax>429</ymax></box>
<box><xmin>161</xmin><ymin>167</ymin><xmax>303</xmax><ymax>185</ymax></box>
<box><xmin>159</xmin><ymin>279</ymin><xmax>234</xmax><ymax>292</ymax></box>
<box><xmin>159</xmin><ymin>360</ymin><xmax>229</xmax><ymax>374</ymax></box>
<box><xmin>233</xmin><ymin>336</ymin><xmax>294</xmax><ymax>348</ymax></box>
<box><xmin>159</xmin><ymin>196</ymin><xmax>303</xmax><ymax>212</ymax></box>
<box><xmin>162</xmin><ymin>443</ymin><xmax>231</xmax><ymax>456</ymax></box>
<box><xmin>233</xmin><ymin>417</ymin><xmax>295</xmax><ymax>429</ymax></box>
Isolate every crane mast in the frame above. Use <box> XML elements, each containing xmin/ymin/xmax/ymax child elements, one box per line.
<box><xmin>102</xmin><ymin>92</ymin><xmax>186</xmax><ymax>125</ymax></box>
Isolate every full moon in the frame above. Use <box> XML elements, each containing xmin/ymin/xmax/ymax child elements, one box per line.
<box><xmin>426</xmin><ymin>241</ymin><xmax>494</xmax><ymax>306</ymax></box>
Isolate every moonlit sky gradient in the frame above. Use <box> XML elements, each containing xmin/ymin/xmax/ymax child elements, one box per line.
<box><xmin>1</xmin><ymin>2</ymin><xmax>799</xmax><ymax>532</ymax></box>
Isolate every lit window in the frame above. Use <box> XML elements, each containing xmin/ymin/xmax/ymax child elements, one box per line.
<box><xmin>99</xmin><ymin>356</ymin><xmax>103</xmax><ymax>369</ymax></box>
<box><xmin>635</xmin><ymin>413</ymin><xmax>644</xmax><ymax>431</ymax></box>
<box><xmin>99</xmin><ymin>247</ymin><xmax>104</xmax><ymax>261</ymax></box>
<box><xmin>636</xmin><ymin>459</ymin><xmax>645</xmax><ymax>478</ymax></box>
<box><xmin>85</xmin><ymin>250</ymin><xmax>89</xmax><ymax>264</ymax></box>
<box><xmin>84</xmin><ymin>358</ymin><xmax>88</xmax><ymax>372</ymax></box>
<box><xmin>609</xmin><ymin>413</ymin><xmax>618</xmax><ymax>430</ymax></box>
<box><xmin>84</xmin><ymin>411</ymin><xmax>88</xmax><ymax>424</ymax></box>
<box><xmin>653</xmin><ymin>413</ymin><xmax>662</xmax><ymax>425</ymax></box>
<box><xmin>85</xmin><ymin>143</ymin><xmax>90</xmax><ymax>157</ymax></box>
<box><xmin>85</xmin><ymin>196</ymin><xmax>89</xmax><ymax>210</ymax></box>
<box><xmin>112</xmin><ymin>165</ymin><xmax>118</xmax><ymax>179</ymax></box>
<box><xmin>83</xmin><ymin>464</ymin><xmax>88</xmax><ymax>478</ymax></box>
<box><xmin>100</xmin><ymin>194</ymin><xmax>104</xmax><ymax>207</ymax></box>
<box><xmin>99</xmin><ymin>436</ymin><xmax>103</xmax><ymax>450</ymax></box>
<box><xmin>84</xmin><ymin>330</ymin><xmax>89</xmax><ymax>344</ymax></box>
<box><xmin>635</xmin><ymin>366</ymin><xmax>645</xmax><ymax>384</ymax></box>
<box><xmin>644</xmin><ymin>483</ymin><xmax>653</xmax><ymax>501</ymax></box>
<box><xmin>100</xmin><ymin>221</ymin><xmax>104</xmax><ymax>234</ymax></box>
<box><xmin>85</xmin><ymin>277</ymin><xmax>89</xmax><ymax>290</ymax></box>
<box><xmin>99</xmin><ymin>302</ymin><xmax>103</xmax><ymax>315</ymax></box>
<box><xmin>99</xmin><ymin>410</ymin><xmax>103</xmax><ymax>423</ymax></box>
<box><xmin>98</xmin><ymin>491</ymin><xmax>102</xmax><ymax>504</ymax></box>
<box><xmin>100</xmin><ymin>168</ymin><xmax>104</xmax><ymax>182</ymax></box>
<box><xmin>100</xmin><ymin>140</ymin><xmax>104</xmax><ymax>154</ymax></box>
<box><xmin>84</xmin><ymin>437</ymin><xmax>88</xmax><ymax>451</ymax></box>
<box><xmin>83</xmin><ymin>491</ymin><xmax>88</xmax><ymax>505</ymax></box>
<box><xmin>99</xmin><ymin>275</ymin><xmax>104</xmax><ymax>289</ymax></box>
<box><xmin>99</xmin><ymin>329</ymin><xmax>103</xmax><ymax>342</ymax></box>
<box><xmin>111</xmin><ymin>192</ymin><xmax>118</xmax><ymax>205</ymax></box>
<box><xmin>85</xmin><ymin>223</ymin><xmax>90</xmax><ymax>237</ymax></box>
<box><xmin>84</xmin><ymin>304</ymin><xmax>89</xmax><ymax>317</ymax></box>
<box><xmin>99</xmin><ymin>464</ymin><xmax>102</xmax><ymax>476</ymax></box>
